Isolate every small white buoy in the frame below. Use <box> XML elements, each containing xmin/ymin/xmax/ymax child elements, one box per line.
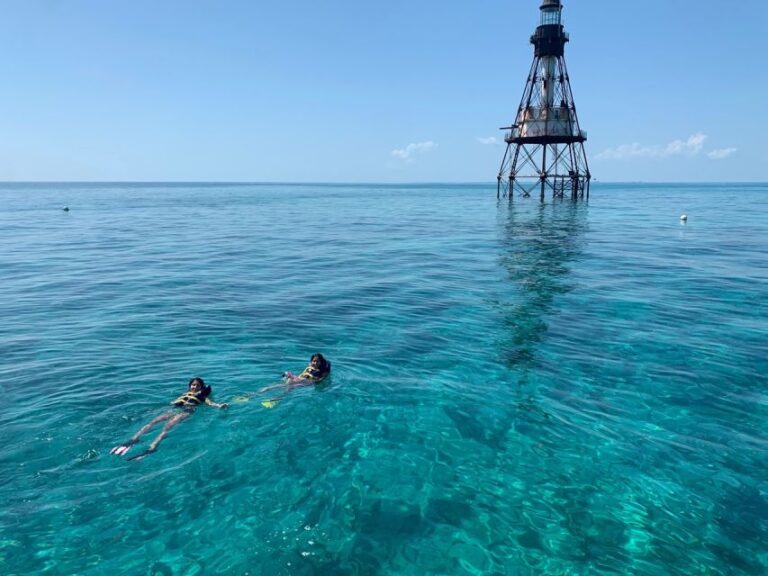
<box><xmin>680</xmin><ymin>214</ymin><xmax>687</xmax><ymax>222</ymax></box>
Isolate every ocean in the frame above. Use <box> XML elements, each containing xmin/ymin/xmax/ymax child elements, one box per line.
<box><xmin>0</xmin><ymin>182</ymin><xmax>766</xmax><ymax>575</ymax></box>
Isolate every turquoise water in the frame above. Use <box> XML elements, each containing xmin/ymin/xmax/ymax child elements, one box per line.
<box><xmin>1</xmin><ymin>182</ymin><xmax>767</xmax><ymax>575</ymax></box>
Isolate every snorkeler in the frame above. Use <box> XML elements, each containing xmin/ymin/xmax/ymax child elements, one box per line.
<box><xmin>281</xmin><ymin>353</ymin><xmax>332</xmax><ymax>386</ymax></box>
<box><xmin>241</xmin><ymin>353</ymin><xmax>331</xmax><ymax>408</ymax></box>
<box><xmin>110</xmin><ymin>377</ymin><xmax>227</xmax><ymax>461</ymax></box>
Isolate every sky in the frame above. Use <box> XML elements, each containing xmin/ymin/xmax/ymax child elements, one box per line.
<box><xmin>0</xmin><ymin>0</ymin><xmax>765</xmax><ymax>183</ymax></box>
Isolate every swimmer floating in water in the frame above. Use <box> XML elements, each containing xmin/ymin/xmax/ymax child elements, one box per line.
<box><xmin>281</xmin><ymin>353</ymin><xmax>331</xmax><ymax>386</ymax></box>
<box><xmin>110</xmin><ymin>377</ymin><xmax>227</xmax><ymax>461</ymax></box>
<box><xmin>233</xmin><ymin>353</ymin><xmax>331</xmax><ymax>408</ymax></box>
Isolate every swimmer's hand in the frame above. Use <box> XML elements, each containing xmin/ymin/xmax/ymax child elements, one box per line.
<box><xmin>205</xmin><ymin>398</ymin><xmax>228</xmax><ymax>409</ymax></box>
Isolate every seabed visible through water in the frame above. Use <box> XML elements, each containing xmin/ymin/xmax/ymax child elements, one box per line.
<box><xmin>0</xmin><ymin>182</ymin><xmax>766</xmax><ymax>575</ymax></box>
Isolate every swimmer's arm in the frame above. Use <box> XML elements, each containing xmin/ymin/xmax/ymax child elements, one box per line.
<box><xmin>205</xmin><ymin>398</ymin><xmax>228</xmax><ymax>409</ymax></box>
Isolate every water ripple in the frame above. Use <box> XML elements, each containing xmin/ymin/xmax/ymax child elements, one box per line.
<box><xmin>0</xmin><ymin>182</ymin><xmax>767</xmax><ymax>575</ymax></box>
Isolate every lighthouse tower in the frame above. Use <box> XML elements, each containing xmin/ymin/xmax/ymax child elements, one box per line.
<box><xmin>497</xmin><ymin>0</ymin><xmax>590</xmax><ymax>200</ymax></box>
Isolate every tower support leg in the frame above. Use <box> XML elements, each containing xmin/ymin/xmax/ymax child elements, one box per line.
<box><xmin>540</xmin><ymin>145</ymin><xmax>547</xmax><ymax>202</ymax></box>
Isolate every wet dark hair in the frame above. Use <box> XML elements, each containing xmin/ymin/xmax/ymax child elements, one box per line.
<box><xmin>188</xmin><ymin>377</ymin><xmax>212</xmax><ymax>398</ymax></box>
<box><xmin>310</xmin><ymin>353</ymin><xmax>330</xmax><ymax>373</ymax></box>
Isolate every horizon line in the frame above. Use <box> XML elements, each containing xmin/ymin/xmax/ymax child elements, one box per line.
<box><xmin>1</xmin><ymin>180</ymin><xmax>766</xmax><ymax>186</ymax></box>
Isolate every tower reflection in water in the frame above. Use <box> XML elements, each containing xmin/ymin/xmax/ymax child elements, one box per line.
<box><xmin>442</xmin><ymin>200</ymin><xmax>589</xmax><ymax>455</ymax></box>
<box><xmin>495</xmin><ymin>200</ymin><xmax>588</xmax><ymax>371</ymax></box>
<box><xmin>477</xmin><ymin>199</ymin><xmax>592</xmax><ymax>464</ymax></box>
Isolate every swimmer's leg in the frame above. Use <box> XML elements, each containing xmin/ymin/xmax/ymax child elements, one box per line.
<box><xmin>128</xmin><ymin>412</ymin><xmax>190</xmax><ymax>461</ymax></box>
<box><xmin>111</xmin><ymin>412</ymin><xmax>174</xmax><ymax>456</ymax></box>
<box><xmin>258</xmin><ymin>380</ymin><xmax>288</xmax><ymax>393</ymax></box>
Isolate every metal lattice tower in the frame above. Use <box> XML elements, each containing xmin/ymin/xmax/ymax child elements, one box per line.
<box><xmin>497</xmin><ymin>0</ymin><xmax>590</xmax><ymax>200</ymax></box>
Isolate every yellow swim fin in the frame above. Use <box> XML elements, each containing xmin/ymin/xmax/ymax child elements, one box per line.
<box><xmin>261</xmin><ymin>400</ymin><xmax>279</xmax><ymax>409</ymax></box>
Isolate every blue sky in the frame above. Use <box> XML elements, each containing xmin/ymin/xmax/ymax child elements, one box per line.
<box><xmin>0</xmin><ymin>0</ymin><xmax>764</xmax><ymax>182</ymax></box>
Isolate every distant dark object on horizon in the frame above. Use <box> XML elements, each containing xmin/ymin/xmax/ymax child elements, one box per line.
<box><xmin>62</xmin><ymin>206</ymin><xmax>70</xmax><ymax>212</ymax></box>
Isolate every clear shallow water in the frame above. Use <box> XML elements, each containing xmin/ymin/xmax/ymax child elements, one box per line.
<box><xmin>0</xmin><ymin>182</ymin><xmax>766</xmax><ymax>575</ymax></box>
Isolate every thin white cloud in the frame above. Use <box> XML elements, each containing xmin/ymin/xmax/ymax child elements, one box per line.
<box><xmin>596</xmin><ymin>132</ymin><xmax>707</xmax><ymax>160</ymax></box>
<box><xmin>665</xmin><ymin>132</ymin><xmax>706</xmax><ymax>156</ymax></box>
<box><xmin>391</xmin><ymin>141</ymin><xmax>437</xmax><ymax>163</ymax></box>
<box><xmin>707</xmin><ymin>147</ymin><xmax>737</xmax><ymax>160</ymax></box>
<box><xmin>476</xmin><ymin>136</ymin><xmax>498</xmax><ymax>145</ymax></box>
